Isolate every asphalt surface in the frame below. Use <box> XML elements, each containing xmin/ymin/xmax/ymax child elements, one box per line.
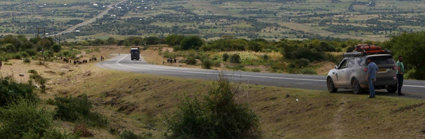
<box><xmin>98</xmin><ymin>54</ymin><xmax>425</xmax><ymax>98</ymax></box>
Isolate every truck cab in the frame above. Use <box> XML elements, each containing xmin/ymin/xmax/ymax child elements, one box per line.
<box><xmin>130</xmin><ymin>48</ymin><xmax>140</xmax><ymax>61</ymax></box>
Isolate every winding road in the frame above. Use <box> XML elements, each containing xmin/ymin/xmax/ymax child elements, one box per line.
<box><xmin>98</xmin><ymin>54</ymin><xmax>425</xmax><ymax>98</ymax></box>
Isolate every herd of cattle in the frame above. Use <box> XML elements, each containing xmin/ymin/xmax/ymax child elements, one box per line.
<box><xmin>61</xmin><ymin>56</ymin><xmax>105</xmax><ymax>65</ymax></box>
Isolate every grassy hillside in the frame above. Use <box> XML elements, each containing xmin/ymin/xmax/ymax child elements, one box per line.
<box><xmin>59</xmin><ymin>68</ymin><xmax>425</xmax><ymax>138</ymax></box>
<box><xmin>1</xmin><ymin>47</ymin><xmax>425</xmax><ymax>138</ymax></box>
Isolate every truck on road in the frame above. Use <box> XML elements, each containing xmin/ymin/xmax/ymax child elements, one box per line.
<box><xmin>130</xmin><ymin>47</ymin><xmax>140</xmax><ymax>61</ymax></box>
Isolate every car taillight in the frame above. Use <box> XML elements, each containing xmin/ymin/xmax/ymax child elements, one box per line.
<box><xmin>393</xmin><ymin>66</ymin><xmax>398</xmax><ymax>70</ymax></box>
<box><xmin>363</xmin><ymin>68</ymin><xmax>368</xmax><ymax>72</ymax></box>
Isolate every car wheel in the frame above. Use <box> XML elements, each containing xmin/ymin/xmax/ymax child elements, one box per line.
<box><xmin>351</xmin><ymin>78</ymin><xmax>363</xmax><ymax>94</ymax></box>
<box><xmin>387</xmin><ymin>86</ymin><xmax>397</xmax><ymax>93</ymax></box>
<box><xmin>327</xmin><ymin>78</ymin><xmax>337</xmax><ymax>93</ymax></box>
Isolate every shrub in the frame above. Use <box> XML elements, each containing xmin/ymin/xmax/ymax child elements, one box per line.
<box><xmin>289</xmin><ymin>58</ymin><xmax>310</xmax><ymax>68</ymax></box>
<box><xmin>53</xmin><ymin>94</ymin><xmax>107</xmax><ymax>127</ymax></box>
<box><xmin>52</xmin><ymin>44</ymin><xmax>62</xmax><ymax>52</ymax></box>
<box><xmin>0</xmin><ymin>100</ymin><xmax>51</xmax><ymax>139</ymax></box>
<box><xmin>120</xmin><ymin>130</ymin><xmax>141</xmax><ymax>139</ymax></box>
<box><xmin>29</xmin><ymin>72</ymin><xmax>46</xmax><ymax>93</ymax></box>
<box><xmin>300</xmin><ymin>68</ymin><xmax>317</xmax><ymax>75</ymax></box>
<box><xmin>23</xmin><ymin>58</ymin><xmax>31</xmax><ymax>63</ymax></box>
<box><xmin>180</xmin><ymin>36</ymin><xmax>204</xmax><ymax>50</ymax></box>
<box><xmin>166</xmin><ymin>76</ymin><xmax>259</xmax><ymax>138</ymax></box>
<box><xmin>73</xmin><ymin>124</ymin><xmax>93</xmax><ymax>137</ymax></box>
<box><xmin>183</xmin><ymin>56</ymin><xmax>197</xmax><ymax>65</ymax></box>
<box><xmin>201</xmin><ymin>58</ymin><xmax>213</xmax><ymax>69</ymax></box>
<box><xmin>222</xmin><ymin>53</ymin><xmax>229</xmax><ymax>61</ymax></box>
<box><xmin>226</xmin><ymin>64</ymin><xmax>245</xmax><ymax>71</ymax></box>
<box><xmin>230</xmin><ymin>54</ymin><xmax>241</xmax><ymax>63</ymax></box>
<box><xmin>0</xmin><ymin>78</ymin><xmax>37</xmax><ymax>107</ymax></box>
<box><xmin>292</xmin><ymin>48</ymin><xmax>324</xmax><ymax>62</ymax></box>
<box><xmin>262</xmin><ymin>54</ymin><xmax>269</xmax><ymax>61</ymax></box>
<box><xmin>251</xmin><ymin>68</ymin><xmax>261</xmax><ymax>72</ymax></box>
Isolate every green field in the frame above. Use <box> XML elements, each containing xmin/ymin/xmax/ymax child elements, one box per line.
<box><xmin>1</xmin><ymin>0</ymin><xmax>425</xmax><ymax>41</ymax></box>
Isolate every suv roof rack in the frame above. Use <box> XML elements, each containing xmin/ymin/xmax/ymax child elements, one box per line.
<box><xmin>344</xmin><ymin>44</ymin><xmax>391</xmax><ymax>57</ymax></box>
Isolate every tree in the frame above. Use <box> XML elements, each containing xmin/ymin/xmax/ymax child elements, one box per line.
<box><xmin>52</xmin><ymin>44</ymin><xmax>61</xmax><ymax>52</ymax></box>
<box><xmin>385</xmin><ymin>32</ymin><xmax>425</xmax><ymax>79</ymax></box>
<box><xmin>180</xmin><ymin>36</ymin><xmax>204</xmax><ymax>50</ymax></box>
<box><xmin>165</xmin><ymin>34</ymin><xmax>185</xmax><ymax>46</ymax></box>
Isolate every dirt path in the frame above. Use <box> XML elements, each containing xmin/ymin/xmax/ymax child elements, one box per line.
<box><xmin>50</xmin><ymin>0</ymin><xmax>127</xmax><ymax>37</ymax></box>
<box><xmin>332</xmin><ymin>97</ymin><xmax>347</xmax><ymax>138</ymax></box>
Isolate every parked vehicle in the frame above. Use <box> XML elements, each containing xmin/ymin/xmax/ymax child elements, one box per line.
<box><xmin>327</xmin><ymin>44</ymin><xmax>398</xmax><ymax>94</ymax></box>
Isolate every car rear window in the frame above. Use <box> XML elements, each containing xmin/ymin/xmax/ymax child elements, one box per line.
<box><xmin>368</xmin><ymin>56</ymin><xmax>395</xmax><ymax>65</ymax></box>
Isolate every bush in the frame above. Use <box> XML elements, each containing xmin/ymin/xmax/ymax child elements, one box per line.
<box><xmin>52</xmin><ymin>44</ymin><xmax>62</xmax><ymax>52</ymax></box>
<box><xmin>289</xmin><ymin>58</ymin><xmax>310</xmax><ymax>68</ymax></box>
<box><xmin>222</xmin><ymin>53</ymin><xmax>229</xmax><ymax>61</ymax></box>
<box><xmin>300</xmin><ymin>68</ymin><xmax>317</xmax><ymax>74</ymax></box>
<box><xmin>292</xmin><ymin>48</ymin><xmax>324</xmax><ymax>62</ymax></box>
<box><xmin>262</xmin><ymin>54</ymin><xmax>269</xmax><ymax>61</ymax></box>
<box><xmin>251</xmin><ymin>68</ymin><xmax>261</xmax><ymax>72</ymax></box>
<box><xmin>29</xmin><ymin>72</ymin><xmax>46</xmax><ymax>93</ymax></box>
<box><xmin>73</xmin><ymin>124</ymin><xmax>93</xmax><ymax>137</ymax></box>
<box><xmin>53</xmin><ymin>94</ymin><xmax>107</xmax><ymax>127</ymax></box>
<box><xmin>167</xmin><ymin>76</ymin><xmax>259</xmax><ymax>138</ymax></box>
<box><xmin>120</xmin><ymin>130</ymin><xmax>141</xmax><ymax>139</ymax></box>
<box><xmin>385</xmin><ymin>32</ymin><xmax>425</xmax><ymax>79</ymax></box>
<box><xmin>23</xmin><ymin>58</ymin><xmax>31</xmax><ymax>63</ymax></box>
<box><xmin>230</xmin><ymin>54</ymin><xmax>241</xmax><ymax>63</ymax></box>
<box><xmin>0</xmin><ymin>78</ymin><xmax>37</xmax><ymax>107</ymax></box>
<box><xmin>183</xmin><ymin>56</ymin><xmax>197</xmax><ymax>65</ymax></box>
<box><xmin>201</xmin><ymin>58</ymin><xmax>213</xmax><ymax>69</ymax></box>
<box><xmin>226</xmin><ymin>64</ymin><xmax>245</xmax><ymax>71</ymax></box>
<box><xmin>0</xmin><ymin>100</ymin><xmax>52</xmax><ymax>139</ymax></box>
<box><xmin>180</xmin><ymin>36</ymin><xmax>204</xmax><ymax>50</ymax></box>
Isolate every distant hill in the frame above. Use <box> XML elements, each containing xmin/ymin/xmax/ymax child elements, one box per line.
<box><xmin>0</xmin><ymin>0</ymin><xmax>424</xmax><ymax>41</ymax></box>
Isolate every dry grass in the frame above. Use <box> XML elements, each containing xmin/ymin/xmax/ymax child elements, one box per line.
<box><xmin>3</xmin><ymin>47</ymin><xmax>425</xmax><ymax>138</ymax></box>
<box><xmin>59</xmin><ymin>68</ymin><xmax>425</xmax><ymax>138</ymax></box>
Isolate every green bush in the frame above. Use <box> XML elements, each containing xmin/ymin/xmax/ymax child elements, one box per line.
<box><xmin>226</xmin><ymin>64</ymin><xmax>245</xmax><ymax>71</ymax></box>
<box><xmin>385</xmin><ymin>32</ymin><xmax>425</xmax><ymax>79</ymax></box>
<box><xmin>183</xmin><ymin>56</ymin><xmax>197</xmax><ymax>65</ymax></box>
<box><xmin>289</xmin><ymin>58</ymin><xmax>310</xmax><ymax>68</ymax></box>
<box><xmin>0</xmin><ymin>100</ymin><xmax>51</xmax><ymax>139</ymax></box>
<box><xmin>262</xmin><ymin>54</ymin><xmax>269</xmax><ymax>61</ymax></box>
<box><xmin>222</xmin><ymin>53</ymin><xmax>229</xmax><ymax>61</ymax></box>
<box><xmin>180</xmin><ymin>36</ymin><xmax>204</xmax><ymax>50</ymax></box>
<box><xmin>292</xmin><ymin>48</ymin><xmax>324</xmax><ymax>62</ymax></box>
<box><xmin>120</xmin><ymin>130</ymin><xmax>141</xmax><ymax>139</ymax></box>
<box><xmin>53</xmin><ymin>94</ymin><xmax>107</xmax><ymax>127</ymax></box>
<box><xmin>167</xmin><ymin>76</ymin><xmax>259</xmax><ymax>138</ymax></box>
<box><xmin>29</xmin><ymin>72</ymin><xmax>47</xmax><ymax>93</ymax></box>
<box><xmin>0</xmin><ymin>78</ymin><xmax>37</xmax><ymax>107</ymax></box>
<box><xmin>201</xmin><ymin>58</ymin><xmax>213</xmax><ymax>69</ymax></box>
<box><xmin>300</xmin><ymin>68</ymin><xmax>317</xmax><ymax>75</ymax></box>
<box><xmin>23</xmin><ymin>58</ymin><xmax>31</xmax><ymax>63</ymax></box>
<box><xmin>251</xmin><ymin>68</ymin><xmax>261</xmax><ymax>72</ymax></box>
<box><xmin>230</xmin><ymin>54</ymin><xmax>241</xmax><ymax>63</ymax></box>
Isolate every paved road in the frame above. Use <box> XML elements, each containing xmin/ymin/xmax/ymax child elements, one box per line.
<box><xmin>50</xmin><ymin>0</ymin><xmax>127</xmax><ymax>37</ymax></box>
<box><xmin>98</xmin><ymin>54</ymin><xmax>425</xmax><ymax>98</ymax></box>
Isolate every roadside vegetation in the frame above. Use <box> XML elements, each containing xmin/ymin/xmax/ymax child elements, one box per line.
<box><xmin>64</xmin><ymin>31</ymin><xmax>425</xmax><ymax>80</ymax></box>
<box><xmin>166</xmin><ymin>76</ymin><xmax>259</xmax><ymax>138</ymax></box>
<box><xmin>0</xmin><ymin>35</ymin><xmax>80</xmax><ymax>63</ymax></box>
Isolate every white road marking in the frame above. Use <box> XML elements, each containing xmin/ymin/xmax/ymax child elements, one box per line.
<box><xmin>104</xmin><ymin>54</ymin><xmax>425</xmax><ymax>89</ymax></box>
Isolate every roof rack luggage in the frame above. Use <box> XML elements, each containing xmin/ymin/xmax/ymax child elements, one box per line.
<box><xmin>344</xmin><ymin>44</ymin><xmax>391</xmax><ymax>57</ymax></box>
